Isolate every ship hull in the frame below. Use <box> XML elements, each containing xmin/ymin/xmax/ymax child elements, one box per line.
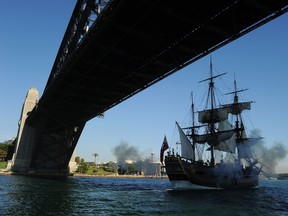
<box><xmin>165</xmin><ymin>155</ymin><xmax>259</xmax><ymax>189</ymax></box>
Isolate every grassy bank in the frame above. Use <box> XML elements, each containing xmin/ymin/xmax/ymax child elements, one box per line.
<box><xmin>77</xmin><ymin>166</ymin><xmax>118</xmax><ymax>176</ymax></box>
<box><xmin>0</xmin><ymin>161</ymin><xmax>7</xmax><ymax>169</ymax></box>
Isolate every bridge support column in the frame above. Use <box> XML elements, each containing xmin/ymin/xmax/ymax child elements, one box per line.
<box><xmin>9</xmin><ymin>88</ymin><xmax>39</xmax><ymax>173</ymax></box>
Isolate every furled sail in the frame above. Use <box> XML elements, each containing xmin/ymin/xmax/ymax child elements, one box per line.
<box><xmin>176</xmin><ymin>122</ymin><xmax>194</xmax><ymax>160</ymax></box>
<box><xmin>198</xmin><ymin>108</ymin><xmax>228</xmax><ymax>123</ymax></box>
<box><xmin>222</xmin><ymin>102</ymin><xmax>252</xmax><ymax>115</ymax></box>
<box><xmin>194</xmin><ymin>129</ymin><xmax>235</xmax><ymax>146</ymax></box>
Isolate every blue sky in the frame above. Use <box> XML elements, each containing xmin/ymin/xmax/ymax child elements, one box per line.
<box><xmin>0</xmin><ymin>2</ymin><xmax>287</xmax><ymax>172</ymax></box>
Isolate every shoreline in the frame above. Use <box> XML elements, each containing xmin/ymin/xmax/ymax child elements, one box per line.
<box><xmin>0</xmin><ymin>171</ymin><xmax>12</xmax><ymax>175</ymax></box>
<box><xmin>0</xmin><ymin>171</ymin><xmax>166</xmax><ymax>179</ymax></box>
<box><xmin>73</xmin><ymin>173</ymin><xmax>166</xmax><ymax>179</ymax></box>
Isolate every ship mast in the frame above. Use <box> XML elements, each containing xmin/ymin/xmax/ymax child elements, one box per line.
<box><xmin>208</xmin><ymin>60</ymin><xmax>216</xmax><ymax>166</ymax></box>
<box><xmin>191</xmin><ymin>92</ymin><xmax>196</xmax><ymax>160</ymax></box>
<box><xmin>226</xmin><ymin>77</ymin><xmax>248</xmax><ymax>140</ymax></box>
<box><xmin>225</xmin><ymin>76</ymin><xmax>252</xmax><ymax>162</ymax></box>
<box><xmin>233</xmin><ymin>79</ymin><xmax>241</xmax><ymax>140</ymax></box>
<box><xmin>199</xmin><ymin>59</ymin><xmax>226</xmax><ymax>167</ymax></box>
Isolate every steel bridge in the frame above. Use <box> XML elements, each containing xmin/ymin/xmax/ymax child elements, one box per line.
<box><xmin>11</xmin><ymin>0</ymin><xmax>288</xmax><ymax>176</ymax></box>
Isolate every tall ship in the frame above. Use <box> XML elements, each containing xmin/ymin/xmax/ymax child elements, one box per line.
<box><xmin>162</xmin><ymin>61</ymin><xmax>262</xmax><ymax>189</ymax></box>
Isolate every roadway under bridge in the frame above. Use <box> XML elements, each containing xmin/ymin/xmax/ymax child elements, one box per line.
<box><xmin>10</xmin><ymin>0</ymin><xmax>288</xmax><ymax>176</ymax></box>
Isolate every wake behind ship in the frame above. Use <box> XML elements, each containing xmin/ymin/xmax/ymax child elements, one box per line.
<box><xmin>162</xmin><ymin>61</ymin><xmax>262</xmax><ymax>189</ymax></box>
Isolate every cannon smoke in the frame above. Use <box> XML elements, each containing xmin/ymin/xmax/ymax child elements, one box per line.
<box><xmin>251</xmin><ymin>129</ymin><xmax>287</xmax><ymax>175</ymax></box>
<box><xmin>112</xmin><ymin>141</ymin><xmax>141</xmax><ymax>162</ymax></box>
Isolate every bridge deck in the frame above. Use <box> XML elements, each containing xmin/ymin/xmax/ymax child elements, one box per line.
<box><xmin>32</xmin><ymin>0</ymin><xmax>288</xmax><ymax>126</ymax></box>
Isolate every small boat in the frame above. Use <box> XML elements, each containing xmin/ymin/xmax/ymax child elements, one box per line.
<box><xmin>161</xmin><ymin>60</ymin><xmax>262</xmax><ymax>189</ymax></box>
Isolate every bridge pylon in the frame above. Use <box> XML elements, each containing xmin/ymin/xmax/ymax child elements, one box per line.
<box><xmin>9</xmin><ymin>88</ymin><xmax>39</xmax><ymax>173</ymax></box>
<box><xmin>8</xmin><ymin>88</ymin><xmax>83</xmax><ymax>177</ymax></box>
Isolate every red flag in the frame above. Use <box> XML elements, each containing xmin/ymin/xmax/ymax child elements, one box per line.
<box><xmin>160</xmin><ymin>135</ymin><xmax>169</xmax><ymax>164</ymax></box>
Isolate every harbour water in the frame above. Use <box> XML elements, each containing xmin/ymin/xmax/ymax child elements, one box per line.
<box><xmin>0</xmin><ymin>175</ymin><xmax>287</xmax><ymax>215</ymax></box>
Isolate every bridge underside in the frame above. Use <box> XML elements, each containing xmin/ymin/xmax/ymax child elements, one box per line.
<box><xmin>21</xmin><ymin>0</ymin><xmax>287</xmax><ymax>175</ymax></box>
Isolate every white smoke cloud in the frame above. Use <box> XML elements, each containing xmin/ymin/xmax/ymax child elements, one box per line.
<box><xmin>251</xmin><ymin>129</ymin><xmax>288</xmax><ymax>175</ymax></box>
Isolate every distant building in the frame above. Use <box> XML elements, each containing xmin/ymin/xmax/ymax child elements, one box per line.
<box><xmin>143</xmin><ymin>161</ymin><xmax>161</xmax><ymax>177</ymax></box>
<box><xmin>116</xmin><ymin>159</ymin><xmax>162</xmax><ymax>176</ymax></box>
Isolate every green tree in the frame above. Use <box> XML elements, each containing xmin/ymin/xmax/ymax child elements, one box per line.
<box><xmin>77</xmin><ymin>163</ymin><xmax>89</xmax><ymax>174</ymax></box>
<box><xmin>0</xmin><ymin>140</ymin><xmax>14</xmax><ymax>161</ymax></box>
<box><xmin>0</xmin><ymin>149</ymin><xmax>7</xmax><ymax>161</ymax></box>
<box><xmin>103</xmin><ymin>161</ymin><xmax>118</xmax><ymax>173</ymax></box>
<box><xmin>127</xmin><ymin>163</ymin><xmax>137</xmax><ymax>174</ymax></box>
<box><xmin>75</xmin><ymin>156</ymin><xmax>81</xmax><ymax>164</ymax></box>
<box><xmin>76</xmin><ymin>158</ymin><xmax>88</xmax><ymax>173</ymax></box>
<box><xmin>92</xmin><ymin>153</ymin><xmax>98</xmax><ymax>166</ymax></box>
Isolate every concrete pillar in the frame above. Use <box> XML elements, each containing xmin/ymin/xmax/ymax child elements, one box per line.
<box><xmin>10</xmin><ymin>88</ymin><xmax>39</xmax><ymax>172</ymax></box>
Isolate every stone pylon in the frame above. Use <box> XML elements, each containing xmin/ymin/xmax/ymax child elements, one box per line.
<box><xmin>9</xmin><ymin>88</ymin><xmax>39</xmax><ymax>172</ymax></box>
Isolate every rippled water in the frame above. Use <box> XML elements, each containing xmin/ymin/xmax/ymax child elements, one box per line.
<box><xmin>0</xmin><ymin>175</ymin><xmax>287</xmax><ymax>215</ymax></box>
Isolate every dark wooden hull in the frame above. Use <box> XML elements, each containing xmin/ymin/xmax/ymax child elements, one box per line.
<box><xmin>165</xmin><ymin>155</ymin><xmax>259</xmax><ymax>189</ymax></box>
